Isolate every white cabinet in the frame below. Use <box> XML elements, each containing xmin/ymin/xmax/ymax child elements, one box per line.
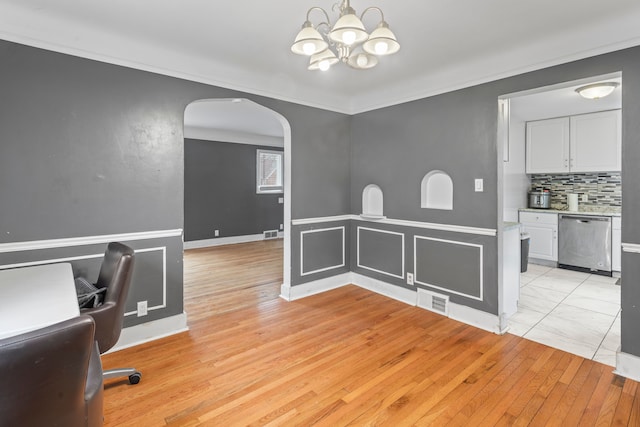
<box><xmin>519</xmin><ymin>211</ymin><xmax>558</xmax><ymax>262</ymax></box>
<box><xmin>570</xmin><ymin>110</ymin><xmax>621</xmax><ymax>172</ymax></box>
<box><xmin>612</xmin><ymin>216</ymin><xmax>621</xmax><ymax>272</ymax></box>
<box><xmin>526</xmin><ymin>117</ymin><xmax>570</xmax><ymax>173</ymax></box>
<box><xmin>526</xmin><ymin>110</ymin><xmax>621</xmax><ymax>174</ymax></box>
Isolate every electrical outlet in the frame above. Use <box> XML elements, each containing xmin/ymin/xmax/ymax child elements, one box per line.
<box><xmin>214</xmin><ymin>229</ymin><xmax>219</xmax><ymax>237</ymax></box>
<box><xmin>279</xmin><ymin>224</ymin><xmax>283</xmax><ymax>230</ymax></box>
<box><xmin>278</xmin><ymin>197</ymin><xmax>284</xmax><ymax>204</ymax></box>
<box><xmin>137</xmin><ymin>300</ymin><xmax>148</xmax><ymax>317</ymax></box>
<box><xmin>407</xmin><ymin>272</ymin><xmax>414</xmax><ymax>286</ymax></box>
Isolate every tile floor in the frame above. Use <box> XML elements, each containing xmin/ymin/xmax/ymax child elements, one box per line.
<box><xmin>508</xmin><ymin>263</ymin><xmax>620</xmax><ymax>367</ymax></box>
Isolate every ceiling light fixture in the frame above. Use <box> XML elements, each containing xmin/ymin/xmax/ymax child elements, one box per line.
<box><xmin>575</xmin><ymin>82</ymin><xmax>620</xmax><ymax>99</ymax></box>
<box><xmin>291</xmin><ymin>0</ymin><xmax>400</xmax><ymax>71</ymax></box>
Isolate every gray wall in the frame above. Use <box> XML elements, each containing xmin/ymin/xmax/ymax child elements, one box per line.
<box><xmin>184</xmin><ymin>139</ymin><xmax>283</xmax><ymax>241</ymax></box>
<box><xmin>4</xmin><ymin>38</ymin><xmax>640</xmax><ymax>359</ymax></box>
<box><xmin>0</xmin><ymin>236</ymin><xmax>182</xmax><ymax>327</ymax></box>
<box><xmin>350</xmin><ymin>45</ymin><xmax>640</xmax><ymax>354</ymax></box>
<box><xmin>0</xmin><ymin>40</ymin><xmax>352</xmax><ymax>327</ymax></box>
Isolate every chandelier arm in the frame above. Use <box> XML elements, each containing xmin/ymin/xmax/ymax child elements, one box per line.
<box><xmin>332</xmin><ymin>0</ymin><xmax>349</xmax><ymax>14</ymax></box>
<box><xmin>316</xmin><ymin>21</ymin><xmax>332</xmax><ymax>35</ymax></box>
<box><xmin>360</xmin><ymin>6</ymin><xmax>384</xmax><ymax>24</ymax></box>
<box><xmin>306</xmin><ymin>6</ymin><xmax>333</xmax><ymax>28</ymax></box>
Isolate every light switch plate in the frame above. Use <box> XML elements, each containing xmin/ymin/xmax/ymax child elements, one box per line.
<box><xmin>475</xmin><ymin>179</ymin><xmax>484</xmax><ymax>192</ymax></box>
<box><xmin>278</xmin><ymin>197</ymin><xmax>284</xmax><ymax>204</ymax></box>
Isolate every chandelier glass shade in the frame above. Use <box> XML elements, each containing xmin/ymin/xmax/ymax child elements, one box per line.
<box><xmin>309</xmin><ymin>49</ymin><xmax>339</xmax><ymax>71</ymax></box>
<box><xmin>290</xmin><ymin>0</ymin><xmax>400</xmax><ymax>71</ymax></box>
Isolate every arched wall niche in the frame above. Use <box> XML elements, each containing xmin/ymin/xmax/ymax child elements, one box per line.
<box><xmin>421</xmin><ymin>170</ymin><xmax>453</xmax><ymax>210</ymax></box>
<box><xmin>361</xmin><ymin>184</ymin><xmax>385</xmax><ymax>219</ymax></box>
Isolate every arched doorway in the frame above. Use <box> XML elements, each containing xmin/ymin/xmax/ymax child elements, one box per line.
<box><xmin>182</xmin><ymin>99</ymin><xmax>292</xmax><ymax>315</ymax></box>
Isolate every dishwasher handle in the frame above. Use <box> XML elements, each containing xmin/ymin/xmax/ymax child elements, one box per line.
<box><xmin>560</xmin><ymin>215</ymin><xmax>611</xmax><ymax>223</ymax></box>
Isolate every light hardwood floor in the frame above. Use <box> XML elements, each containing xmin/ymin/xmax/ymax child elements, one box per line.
<box><xmin>103</xmin><ymin>239</ymin><xmax>640</xmax><ymax>426</ymax></box>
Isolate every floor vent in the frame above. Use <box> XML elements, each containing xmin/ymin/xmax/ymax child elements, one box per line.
<box><xmin>417</xmin><ymin>289</ymin><xmax>450</xmax><ymax>316</ymax></box>
<box><xmin>263</xmin><ymin>230</ymin><xmax>279</xmax><ymax>240</ymax></box>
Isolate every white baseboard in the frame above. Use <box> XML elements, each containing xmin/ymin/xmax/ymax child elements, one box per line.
<box><xmin>448</xmin><ymin>302</ymin><xmax>502</xmax><ymax>334</ymax></box>
<box><xmin>351</xmin><ymin>273</ymin><xmax>417</xmax><ymax>306</ymax></box>
<box><xmin>614</xmin><ymin>350</ymin><xmax>640</xmax><ymax>381</ymax></box>
<box><xmin>351</xmin><ymin>273</ymin><xmax>501</xmax><ymax>333</ymax></box>
<box><xmin>112</xmin><ymin>275</ymin><xmax>501</xmax><ymax>353</ymax></box>
<box><xmin>184</xmin><ymin>233</ymin><xmax>282</xmax><ymax>249</ymax></box>
<box><xmin>280</xmin><ymin>273</ymin><xmax>351</xmax><ymax>301</ymax></box>
<box><xmin>282</xmin><ymin>272</ymin><xmax>502</xmax><ymax>335</ymax></box>
<box><xmin>107</xmin><ymin>312</ymin><xmax>189</xmax><ymax>353</ymax></box>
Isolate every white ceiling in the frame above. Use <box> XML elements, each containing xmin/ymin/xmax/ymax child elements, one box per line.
<box><xmin>184</xmin><ymin>99</ymin><xmax>284</xmax><ymax>138</ymax></box>
<box><xmin>1</xmin><ymin>1</ymin><xmax>640</xmax><ymax>114</ymax></box>
<box><xmin>510</xmin><ymin>75</ymin><xmax>622</xmax><ymax>122</ymax></box>
<box><xmin>183</xmin><ymin>99</ymin><xmax>285</xmax><ymax>146</ymax></box>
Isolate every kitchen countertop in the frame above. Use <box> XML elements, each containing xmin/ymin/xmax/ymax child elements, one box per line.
<box><xmin>519</xmin><ymin>207</ymin><xmax>621</xmax><ymax>217</ymax></box>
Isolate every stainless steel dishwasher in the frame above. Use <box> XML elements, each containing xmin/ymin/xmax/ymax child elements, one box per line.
<box><xmin>559</xmin><ymin>214</ymin><xmax>612</xmax><ymax>275</ymax></box>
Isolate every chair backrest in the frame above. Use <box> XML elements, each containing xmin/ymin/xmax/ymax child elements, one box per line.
<box><xmin>0</xmin><ymin>316</ymin><xmax>97</xmax><ymax>426</ymax></box>
<box><xmin>84</xmin><ymin>242</ymin><xmax>135</xmax><ymax>353</ymax></box>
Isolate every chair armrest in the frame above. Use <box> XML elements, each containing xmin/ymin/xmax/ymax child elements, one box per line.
<box><xmin>81</xmin><ymin>302</ymin><xmax>116</xmax><ymax>331</ymax></box>
<box><xmin>81</xmin><ymin>302</ymin><xmax>121</xmax><ymax>353</ymax></box>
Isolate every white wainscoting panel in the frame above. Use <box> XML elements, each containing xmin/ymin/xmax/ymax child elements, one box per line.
<box><xmin>300</xmin><ymin>226</ymin><xmax>345</xmax><ymax>276</ymax></box>
<box><xmin>413</xmin><ymin>236</ymin><xmax>484</xmax><ymax>301</ymax></box>
<box><xmin>357</xmin><ymin>227</ymin><xmax>405</xmax><ymax>279</ymax></box>
<box><xmin>123</xmin><ymin>246</ymin><xmax>167</xmax><ymax>317</ymax></box>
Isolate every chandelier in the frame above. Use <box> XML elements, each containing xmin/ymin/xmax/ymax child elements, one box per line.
<box><xmin>290</xmin><ymin>0</ymin><xmax>400</xmax><ymax>71</ymax></box>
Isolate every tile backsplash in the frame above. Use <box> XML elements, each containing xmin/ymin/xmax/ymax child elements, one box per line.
<box><xmin>530</xmin><ymin>172</ymin><xmax>621</xmax><ymax>211</ymax></box>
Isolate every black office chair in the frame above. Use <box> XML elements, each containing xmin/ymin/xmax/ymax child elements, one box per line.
<box><xmin>0</xmin><ymin>315</ymin><xmax>104</xmax><ymax>427</ymax></box>
<box><xmin>82</xmin><ymin>242</ymin><xmax>141</xmax><ymax>385</ymax></box>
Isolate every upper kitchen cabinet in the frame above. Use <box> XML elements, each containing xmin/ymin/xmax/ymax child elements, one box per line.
<box><xmin>525</xmin><ymin>110</ymin><xmax>621</xmax><ymax>174</ymax></box>
<box><xmin>570</xmin><ymin>110</ymin><xmax>621</xmax><ymax>172</ymax></box>
<box><xmin>526</xmin><ymin>117</ymin><xmax>570</xmax><ymax>173</ymax></box>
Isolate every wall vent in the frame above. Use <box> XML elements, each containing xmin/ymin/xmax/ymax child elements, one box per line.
<box><xmin>417</xmin><ymin>288</ymin><xmax>450</xmax><ymax>316</ymax></box>
<box><xmin>263</xmin><ymin>230</ymin><xmax>279</xmax><ymax>239</ymax></box>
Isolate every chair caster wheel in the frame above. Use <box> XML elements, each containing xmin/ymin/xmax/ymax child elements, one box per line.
<box><xmin>128</xmin><ymin>373</ymin><xmax>141</xmax><ymax>384</ymax></box>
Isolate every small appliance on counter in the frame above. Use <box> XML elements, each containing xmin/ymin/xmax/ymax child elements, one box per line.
<box><xmin>528</xmin><ymin>190</ymin><xmax>551</xmax><ymax>209</ymax></box>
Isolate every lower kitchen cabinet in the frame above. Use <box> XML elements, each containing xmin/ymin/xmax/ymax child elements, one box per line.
<box><xmin>519</xmin><ymin>211</ymin><xmax>558</xmax><ymax>262</ymax></box>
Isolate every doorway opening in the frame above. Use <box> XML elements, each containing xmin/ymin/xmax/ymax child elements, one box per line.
<box><xmin>498</xmin><ymin>72</ymin><xmax>622</xmax><ymax>367</ymax></box>
<box><xmin>182</xmin><ymin>99</ymin><xmax>292</xmax><ymax>319</ymax></box>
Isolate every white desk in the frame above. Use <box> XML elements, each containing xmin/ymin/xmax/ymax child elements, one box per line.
<box><xmin>0</xmin><ymin>263</ymin><xmax>80</xmax><ymax>340</ymax></box>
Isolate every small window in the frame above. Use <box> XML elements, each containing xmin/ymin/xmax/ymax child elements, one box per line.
<box><xmin>256</xmin><ymin>149</ymin><xmax>283</xmax><ymax>194</ymax></box>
